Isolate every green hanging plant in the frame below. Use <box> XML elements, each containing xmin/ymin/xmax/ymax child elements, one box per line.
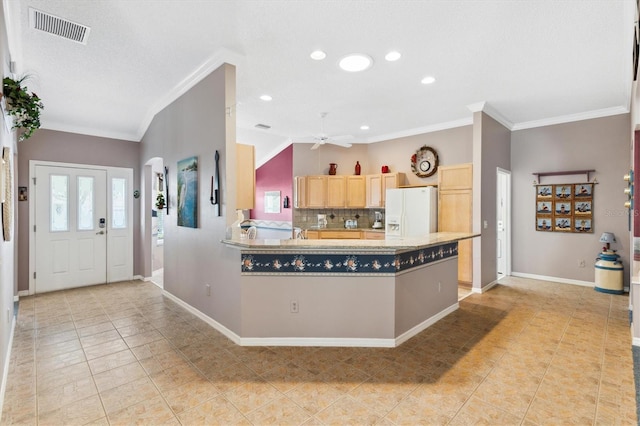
<box><xmin>2</xmin><ymin>76</ymin><xmax>44</xmax><ymax>141</ymax></box>
<box><xmin>155</xmin><ymin>192</ymin><xmax>165</xmax><ymax>210</ymax></box>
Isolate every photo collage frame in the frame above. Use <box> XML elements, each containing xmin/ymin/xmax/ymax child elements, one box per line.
<box><xmin>536</xmin><ymin>183</ymin><xmax>593</xmax><ymax>233</ymax></box>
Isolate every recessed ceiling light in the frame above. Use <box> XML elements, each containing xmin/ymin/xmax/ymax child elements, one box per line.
<box><xmin>339</xmin><ymin>54</ymin><xmax>373</xmax><ymax>72</ymax></box>
<box><xmin>259</xmin><ymin>94</ymin><xmax>272</xmax><ymax>101</ymax></box>
<box><xmin>360</xmin><ymin>125</ymin><xmax>370</xmax><ymax>130</ymax></box>
<box><xmin>421</xmin><ymin>76</ymin><xmax>436</xmax><ymax>85</ymax></box>
<box><xmin>310</xmin><ymin>50</ymin><xmax>326</xmax><ymax>60</ymax></box>
<box><xmin>385</xmin><ymin>51</ymin><xmax>401</xmax><ymax>61</ymax></box>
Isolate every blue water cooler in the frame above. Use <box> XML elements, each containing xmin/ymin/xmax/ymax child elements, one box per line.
<box><xmin>594</xmin><ymin>251</ymin><xmax>624</xmax><ymax>294</ymax></box>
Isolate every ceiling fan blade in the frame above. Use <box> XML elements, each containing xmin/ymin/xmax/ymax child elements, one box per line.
<box><xmin>327</xmin><ymin>140</ymin><xmax>352</xmax><ymax>148</ymax></box>
<box><xmin>311</xmin><ymin>142</ymin><xmax>321</xmax><ymax>150</ymax></box>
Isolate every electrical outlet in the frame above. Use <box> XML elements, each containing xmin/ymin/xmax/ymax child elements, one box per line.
<box><xmin>290</xmin><ymin>300</ymin><xmax>299</xmax><ymax>313</ymax></box>
<box><xmin>579</xmin><ymin>260</ymin><xmax>586</xmax><ymax>268</ymax></box>
<box><xmin>206</xmin><ymin>284</ymin><xmax>211</xmax><ymax>296</ymax></box>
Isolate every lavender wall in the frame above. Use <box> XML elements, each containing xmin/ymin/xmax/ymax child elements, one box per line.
<box><xmin>251</xmin><ymin>144</ymin><xmax>293</xmax><ymax>222</ymax></box>
<box><xmin>511</xmin><ymin>114</ymin><xmax>631</xmax><ymax>285</ymax></box>
<box><xmin>139</xmin><ymin>64</ymin><xmax>242</xmax><ymax>334</ymax></box>
<box><xmin>476</xmin><ymin>112</ymin><xmax>511</xmax><ymax>287</ymax></box>
<box><xmin>17</xmin><ymin>129</ymin><xmax>141</xmax><ymax>292</ymax></box>
<box><xmin>366</xmin><ymin>126</ymin><xmax>473</xmax><ymax>185</ymax></box>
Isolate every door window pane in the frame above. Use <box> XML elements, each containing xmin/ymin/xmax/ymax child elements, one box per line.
<box><xmin>77</xmin><ymin>176</ymin><xmax>94</xmax><ymax>230</ymax></box>
<box><xmin>112</xmin><ymin>178</ymin><xmax>126</xmax><ymax>229</ymax></box>
<box><xmin>50</xmin><ymin>175</ymin><xmax>69</xmax><ymax>232</ymax></box>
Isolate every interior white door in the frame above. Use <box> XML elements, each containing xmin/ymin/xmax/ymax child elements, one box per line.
<box><xmin>496</xmin><ymin>169</ymin><xmax>511</xmax><ymax>279</ymax></box>
<box><xmin>35</xmin><ymin>165</ymin><xmax>107</xmax><ymax>292</ymax></box>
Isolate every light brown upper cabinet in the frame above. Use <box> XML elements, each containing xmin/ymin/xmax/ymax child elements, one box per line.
<box><xmin>306</xmin><ymin>175</ymin><xmax>327</xmax><ymax>208</ymax></box>
<box><xmin>346</xmin><ymin>176</ymin><xmax>366</xmax><ymax>208</ymax></box>
<box><xmin>366</xmin><ymin>172</ymin><xmax>404</xmax><ymax>208</ymax></box>
<box><xmin>438</xmin><ymin>163</ymin><xmax>473</xmax><ymax>285</ymax></box>
<box><xmin>326</xmin><ymin>176</ymin><xmax>346</xmax><ymax>208</ymax></box>
<box><xmin>236</xmin><ymin>143</ymin><xmax>255</xmax><ymax>210</ymax></box>
<box><xmin>294</xmin><ymin>176</ymin><xmax>307</xmax><ymax>208</ymax></box>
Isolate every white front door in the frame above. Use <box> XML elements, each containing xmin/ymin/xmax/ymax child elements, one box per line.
<box><xmin>35</xmin><ymin>165</ymin><xmax>107</xmax><ymax>292</ymax></box>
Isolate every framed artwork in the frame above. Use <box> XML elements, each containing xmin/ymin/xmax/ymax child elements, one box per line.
<box><xmin>574</xmin><ymin>183</ymin><xmax>593</xmax><ymax>198</ymax></box>
<box><xmin>537</xmin><ymin>201</ymin><xmax>552</xmax><ymax>214</ymax></box>
<box><xmin>536</xmin><ymin>217</ymin><xmax>552</xmax><ymax>231</ymax></box>
<box><xmin>535</xmin><ymin>183</ymin><xmax>593</xmax><ymax>233</ymax></box>
<box><xmin>555</xmin><ymin>185</ymin><xmax>572</xmax><ymax>200</ymax></box>
<box><xmin>264</xmin><ymin>191</ymin><xmax>281</xmax><ymax>213</ymax></box>
<box><xmin>554</xmin><ymin>201</ymin><xmax>571</xmax><ymax>216</ymax></box>
<box><xmin>554</xmin><ymin>217</ymin><xmax>572</xmax><ymax>232</ymax></box>
<box><xmin>574</xmin><ymin>218</ymin><xmax>592</xmax><ymax>233</ymax></box>
<box><xmin>177</xmin><ymin>156</ymin><xmax>198</xmax><ymax>228</ymax></box>
<box><xmin>574</xmin><ymin>200</ymin><xmax>592</xmax><ymax>215</ymax></box>
<box><xmin>537</xmin><ymin>185</ymin><xmax>552</xmax><ymax>198</ymax></box>
<box><xmin>2</xmin><ymin>148</ymin><xmax>11</xmax><ymax>241</ymax></box>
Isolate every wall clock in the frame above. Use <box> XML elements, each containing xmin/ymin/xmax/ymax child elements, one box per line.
<box><xmin>411</xmin><ymin>145</ymin><xmax>439</xmax><ymax>178</ymax></box>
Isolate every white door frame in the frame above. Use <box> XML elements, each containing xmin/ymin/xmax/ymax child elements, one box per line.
<box><xmin>496</xmin><ymin>168</ymin><xmax>512</xmax><ymax>278</ymax></box>
<box><xmin>29</xmin><ymin>160</ymin><xmax>133</xmax><ymax>294</ymax></box>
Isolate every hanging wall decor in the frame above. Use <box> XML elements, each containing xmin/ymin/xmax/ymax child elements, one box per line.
<box><xmin>2</xmin><ymin>147</ymin><xmax>11</xmax><ymax>241</ymax></box>
<box><xmin>535</xmin><ymin>183</ymin><xmax>593</xmax><ymax>233</ymax></box>
<box><xmin>177</xmin><ymin>156</ymin><xmax>198</xmax><ymax>228</ymax></box>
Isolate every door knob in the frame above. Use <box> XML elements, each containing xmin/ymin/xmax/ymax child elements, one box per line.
<box><xmin>96</xmin><ymin>230</ymin><xmax>105</xmax><ymax>235</ymax></box>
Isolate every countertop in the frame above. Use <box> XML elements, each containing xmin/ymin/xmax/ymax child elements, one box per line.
<box><xmin>222</xmin><ymin>231</ymin><xmax>478</xmax><ymax>252</ymax></box>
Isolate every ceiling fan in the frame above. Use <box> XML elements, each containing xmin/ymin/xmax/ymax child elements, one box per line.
<box><xmin>299</xmin><ymin>112</ymin><xmax>354</xmax><ymax>150</ymax></box>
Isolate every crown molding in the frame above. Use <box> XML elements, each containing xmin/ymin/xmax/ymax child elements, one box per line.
<box><xmin>41</xmin><ymin>121</ymin><xmax>138</xmax><ymax>142</ymax></box>
<box><xmin>467</xmin><ymin>101</ymin><xmax>514</xmax><ymax>129</ymax></box>
<box><xmin>511</xmin><ymin>106</ymin><xmax>629</xmax><ymax>131</ymax></box>
<box><xmin>365</xmin><ymin>117</ymin><xmax>473</xmax><ymax>144</ymax></box>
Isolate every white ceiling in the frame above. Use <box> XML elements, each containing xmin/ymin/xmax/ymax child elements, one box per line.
<box><xmin>4</xmin><ymin>1</ymin><xmax>636</xmax><ymax>165</ymax></box>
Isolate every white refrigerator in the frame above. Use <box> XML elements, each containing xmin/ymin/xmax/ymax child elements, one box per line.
<box><xmin>385</xmin><ymin>187</ymin><xmax>437</xmax><ymax>239</ymax></box>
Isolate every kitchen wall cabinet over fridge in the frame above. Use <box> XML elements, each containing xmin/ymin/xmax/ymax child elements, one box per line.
<box><xmin>366</xmin><ymin>172</ymin><xmax>404</xmax><ymax>208</ymax></box>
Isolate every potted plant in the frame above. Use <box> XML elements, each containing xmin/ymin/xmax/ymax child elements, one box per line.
<box><xmin>2</xmin><ymin>76</ymin><xmax>44</xmax><ymax>141</ymax></box>
<box><xmin>155</xmin><ymin>192</ymin><xmax>165</xmax><ymax>210</ymax></box>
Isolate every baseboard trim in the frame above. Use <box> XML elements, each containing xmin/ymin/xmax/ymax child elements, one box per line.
<box><xmin>161</xmin><ymin>290</ymin><xmax>242</xmax><ymax>346</ymax></box>
<box><xmin>393</xmin><ymin>302</ymin><xmax>459</xmax><ymax>347</ymax></box>
<box><xmin>17</xmin><ymin>290</ymin><xmax>29</xmax><ymax>299</ymax></box>
<box><xmin>161</xmin><ymin>290</ymin><xmax>459</xmax><ymax>348</ymax></box>
<box><xmin>240</xmin><ymin>336</ymin><xmax>397</xmax><ymax>348</ymax></box>
<box><xmin>0</xmin><ymin>316</ymin><xmax>16</xmax><ymax>418</ymax></box>
<box><xmin>473</xmin><ymin>280</ymin><xmax>499</xmax><ymax>294</ymax></box>
<box><xmin>511</xmin><ymin>272</ymin><xmax>594</xmax><ymax>287</ymax></box>
<box><xmin>633</xmin><ymin>336</ymin><xmax>640</xmax><ymax>347</ymax></box>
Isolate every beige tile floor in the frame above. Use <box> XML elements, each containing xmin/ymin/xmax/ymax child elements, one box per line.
<box><xmin>1</xmin><ymin>276</ymin><xmax>636</xmax><ymax>425</ymax></box>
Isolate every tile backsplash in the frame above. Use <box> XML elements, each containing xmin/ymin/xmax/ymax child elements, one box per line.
<box><xmin>293</xmin><ymin>208</ymin><xmax>385</xmax><ymax>229</ymax></box>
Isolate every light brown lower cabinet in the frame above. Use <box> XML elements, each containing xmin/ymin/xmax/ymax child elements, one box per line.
<box><xmin>362</xmin><ymin>231</ymin><xmax>385</xmax><ymax>240</ymax></box>
<box><xmin>304</xmin><ymin>230</ymin><xmax>385</xmax><ymax>240</ymax></box>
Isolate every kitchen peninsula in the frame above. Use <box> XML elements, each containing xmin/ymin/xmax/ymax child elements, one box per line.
<box><xmin>222</xmin><ymin>231</ymin><xmax>477</xmax><ymax>347</ymax></box>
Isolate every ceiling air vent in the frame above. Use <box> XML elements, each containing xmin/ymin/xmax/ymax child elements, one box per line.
<box><xmin>29</xmin><ymin>8</ymin><xmax>91</xmax><ymax>45</ymax></box>
<box><xmin>255</xmin><ymin>124</ymin><xmax>271</xmax><ymax>130</ymax></box>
